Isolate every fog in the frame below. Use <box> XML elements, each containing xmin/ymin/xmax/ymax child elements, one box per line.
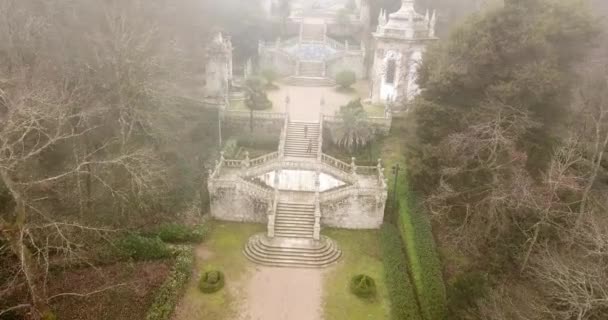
<box><xmin>1</xmin><ymin>0</ymin><xmax>607</xmax><ymax>319</ymax></box>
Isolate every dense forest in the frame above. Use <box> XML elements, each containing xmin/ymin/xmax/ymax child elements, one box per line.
<box><xmin>0</xmin><ymin>0</ymin><xmax>219</xmax><ymax>317</ymax></box>
<box><xmin>406</xmin><ymin>0</ymin><xmax>608</xmax><ymax>318</ymax></box>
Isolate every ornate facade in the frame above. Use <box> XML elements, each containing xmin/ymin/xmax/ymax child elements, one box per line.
<box><xmin>371</xmin><ymin>0</ymin><xmax>438</xmax><ymax>103</ymax></box>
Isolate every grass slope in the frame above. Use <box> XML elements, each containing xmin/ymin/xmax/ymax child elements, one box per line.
<box><xmin>323</xmin><ymin>229</ymin><xmax>390</xmax><ymax>320</ymax></box>
<box><xmin>172</xmin><ymin>222</ymin><xmax>264</xmax><ymax>320</ymax></box>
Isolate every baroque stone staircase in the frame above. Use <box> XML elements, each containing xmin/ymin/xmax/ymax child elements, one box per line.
<box><xmin>298</xmin><ymin>61</ymin><xmax>324</xmax><ymax>77</ymax></box>
<box><xmin>283</xmin><ymin>76</ymin><xmax>335</xmax><ymax>87</ymax></box>
<box><xmin>244</xmin><ymin>233</ymin><xmax>341</xmax><ymax>268</ymax></box>
<box><xmin>301</xmin><ymin>23</ymin><xmax>325</xmax><ymax>42</ymax></box>
<box><xmin>274</xmin><ymin>202</ymin><xmax>315</xmax><ymax>238</ymax></box>
<box><xmin>284</xmin><ymin>121</ymin><xmax>320</xmax><ymax>158</ymax></box>
<box><xmin>243</xmin><ymin>118</ymin><xmax>342</xmax><ymax>268</ymax></box>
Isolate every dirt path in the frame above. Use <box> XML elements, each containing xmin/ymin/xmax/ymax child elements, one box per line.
<box><xmin>237</xmin><ymin>266</ymin><xmax>325</xmax><ymax>320</ymax></box>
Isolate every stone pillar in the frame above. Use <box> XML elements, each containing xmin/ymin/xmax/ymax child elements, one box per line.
<box><xmin>313</xmin><ymin>171</ymin><xmax>321</xmax><ymax>240</ymax></box>
<box><xmin>243</xmin><ymin>151</ymin><xmax>250</xmax><ymax>168</ymax></box>
<box><xmin>313</xmin><ymin>204</ymin><xmax>321</xmax><ymax>240</ymax></box>
<box><xmin>267</xmin><ymin>199</ymin><xmax>275</xmax><ymax>238</ymax></box>
<box><xmin>351</xmin><ymin>157</ymin><xmax>357</xmax><ymax>175</ymax></box>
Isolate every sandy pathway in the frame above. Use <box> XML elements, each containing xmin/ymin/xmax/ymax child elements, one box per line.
<box><xmin>268</xmin><ymin>85</ymin><xmax>357</xmax><ymax>122</ymax></box>
<box><xmin>238</xmin><ymin>266</ymin><xmax>325</xmax><ymax>320</ymax></box>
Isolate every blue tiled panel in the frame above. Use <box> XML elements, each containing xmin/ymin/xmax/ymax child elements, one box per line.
<box><xmin>285</xmin><ymin>44</ymin><xmax>337</xmax><ymax>60</ymax></box>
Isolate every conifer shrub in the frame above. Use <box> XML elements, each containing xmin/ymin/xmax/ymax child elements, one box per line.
<box><xmin>350</xmin><ymin>274</ymin><xmax>376</xmax><ymax>298</ymax></box>
<box><xmin>199</xmin><ymin>270</ymin><xmax>225</xmax><ymax>294</ymax></box>
<box><xmin>336</xmin><ymin>70</ymin><xmax>356</xmax><ymax>89</ymax></box>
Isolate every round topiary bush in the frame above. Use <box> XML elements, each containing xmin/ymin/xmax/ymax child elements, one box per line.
<box><xmin>350</xmin><ymin>274</ymin><xmax>376</xmax><ymax>298</ymax></box>
<box><xmin>199</xmin><ymin>270</ymin><xmax>225</xmax><ymax>294</ymax></box>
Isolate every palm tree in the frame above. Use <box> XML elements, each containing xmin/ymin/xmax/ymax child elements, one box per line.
<box><xmin>334</xmin><ymin>99</ymin><xmax>373</xmax><ymax>153</ymax></box>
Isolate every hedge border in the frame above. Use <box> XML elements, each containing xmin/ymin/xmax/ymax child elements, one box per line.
<box><xmin>380</xmin><ymin>224</ymin><xmax>423</xmax><ymax>320</ymax></box>
<box><xmin>145</xmin><ymin>246</ymin><xmax>194</xmax><ymax>320</ymax></box>
<box><xmin>396</xmin><ymin>180</ymin><xmax>447</xmax><ymax>320</ymax></box>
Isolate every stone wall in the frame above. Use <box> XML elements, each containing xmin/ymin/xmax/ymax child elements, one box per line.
<box><xmin>209</xmin><ymin>186</ymin><xmax>269</xmax><ymax>223</ymax></box>
<box><xmin>327</xmin><ymin>52</ymin><xmax>366</xmax><ymax>79</ymax></box>
<box><xmin>321</xmin><ymin>195</ymin><xmax>384</xmax><ymax>229</ymax></box>
<box><xmin>221</xmin><ymin>113</ymin><xmax>284</xmax><ymax>138</ymax></box>
<box><xmin>323</xmin><ymin>118</ymin><xmax>391</xmax><ymax>143</ymax></box>
<box><xmin>258</xmin><ymin>49</ymin><xmax>296</xmax><ymax>77</ymax></box>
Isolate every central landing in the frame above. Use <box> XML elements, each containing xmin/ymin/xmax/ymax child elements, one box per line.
<box><xmin>244</xmin><ymin>234</ymin><xmax>341</xmax><ymax>268</ymax></box>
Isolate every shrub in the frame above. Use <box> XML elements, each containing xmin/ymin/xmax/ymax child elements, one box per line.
<box><xmin>237</xmin><ymin>134</ymin><xmax>278</xmax><ymax>151</ymax></box>
<box><xmin>41</xmin><ymin>311</ymin><xmax>57</xmax><ymax>320</ymax></box>
<box><xmin>261</xmin><ymin>68</ymin><xmax>278</xmax><ymax>88</ymax></box>
<box><xmin>336</xmin><ymin>70</ymin><xmax>356</xmax><ymax>89</ymax></box>
<box><xmin>116</xmin><ymin>235</ymin><xmax>172</xmax><ymax>260</ymax></box>
<box><xmin>156</xmin><ymin>224</ymin><xmax>207</xmax><ymax>244</ymax></box>
<box><xmin>146</xmin><ymin>247</ymin><xmax>194</xmax><ymax>320</ymax></box>
<box><xmin>380</xmin><ymin>224</ymin><xmax>423</xmax><ymax>320</ymax></box>
<box><xmin>397</xmin><ymin>180</ymin><xmax>447</xmax><ymax>320</ymax></box>
<box><xmin>350</xmin><ymin>274</ymin><xmax>376</xmax><ymax>298</ymax></box>
<box><xmin>199</xmin><ymin>270</ymin><xmax>225</xmax><ymax>294</ymax></box>
<box><xmin>221</xmin><ymin>139</ymin><xmax>239</xmax><ymax>158</ymax></box>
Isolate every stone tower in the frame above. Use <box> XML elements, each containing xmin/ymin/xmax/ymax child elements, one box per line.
<box><xmin>370</xmin><ymin>0</ymin><xmax>437</xmax><ymax>104</ymax></box>
<box><xmin>205</xmin><ymin>32</ymin><xmax>233</xmax><ymax>103</ymax></box>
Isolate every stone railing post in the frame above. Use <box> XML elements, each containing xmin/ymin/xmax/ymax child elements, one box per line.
<box><xmin>243</xmin><ymin>151</ymin><xmax>250</xmax><ymax>168</ymax></box>
<box><xmin>313</xmin><ymin>170</ymin><xmax>321</xmax><ymax>240</ymax></box>
<box><xmin>267</xmin><ymin>198</ymin><xmax>275</xmax><ymax>238</ymax></box>
<box><xmin>299</xmin><ymin>21</ymin><xmax>304</xmax><ymax>43</ymax></box>
<box><xmin>351</xmin><ymin>157</ymin><xmax>357</xmax><ymax>175</ymax></box>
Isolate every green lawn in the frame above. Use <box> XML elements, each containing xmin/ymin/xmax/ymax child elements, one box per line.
<box><xmin>323</xmin><ymin>229</ymin><xmax>391</xmax><ymax>320</ymax></box>
<box><xmin>172</xmin><ymin>221</ymin><xmax>264</xmax><ymax>320</ymax></box>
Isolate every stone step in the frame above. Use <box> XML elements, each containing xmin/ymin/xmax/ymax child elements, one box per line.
<box><xmin>246</xmin><ymin>238</ymin><xmax>337</xmax><ymax>260</ymax></box>
<box><xmin>283</xmin><ymin>76</ymin><xmax>335</xmax><ymax>87</ymax></box>
<box><xmin>277</xmin><ymin>209</ymin><xmax>315</xmax><ymax>218</ymax></box>
<box><xmin>277</xmin><ymin>208</ymin><xmax>315</xmax><ymax>213</ymax></box>
<box><xmin>278</xmin><ymin>202</ymin><xmax>315</xmax><ymax>208</ymax></box>
<box><xmin>275</xmin><ymin>221</ymin><xmax>315</xmax><ymax>227</ymax></box>
<box><xmin>277</xmin><ymin>206</ymin><xmax>315</xmax><ymax>214</ymax></box>
<box><xmin>274</xmin><ymin>228</ymin><xmax>314</xmax><ymax>236</ymax></box>
<box><xmin>244</xmin><ymin>234</ymin><xmax>342</xmax><ymax>268</ymax></box>
<box><xmin>277</xmin><ymin>210</ymin><xmax>315</xmax><ymax>218</ymax></box>
<box><xmin>249</xmin><ymin>237</ymin><xmax>336</xmax><ymax>256</ymax></box>
<box><xmin>283</xmin><ymin>153</ymin><xmax>317</xmax><ymax>157</ymax></box>
<box><xmin>275</xmin><ymin>223</ymin><xmax>314</xmax><ymax>230</ymax></box>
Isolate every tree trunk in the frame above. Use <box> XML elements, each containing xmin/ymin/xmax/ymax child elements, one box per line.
<box><xmin>0</xmin><ymin>170</ymin><xmax>51</xmax><ymax>319</ymax></box>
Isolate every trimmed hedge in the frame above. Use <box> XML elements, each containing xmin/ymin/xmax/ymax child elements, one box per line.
<box><xmin>198</xmin><ymin>270</ymin><xmax>225</xmax><ymax>294</ymax></box>
<box><xmin>380</xmin><ymin>224</ymin><xmax>423</xmax><ymax>320</ymax></box>
<box><xmin>397</xmin><ymin>181</ymin><xmax>447</xmax><ymax>320</ymax></box>
<box><xmin>350</xmin><ymin>274</ymin><xmax>376</xmax><ymax>298</ymax></box>
<box><xmin>117</xmin><ymin>235</ymin><xmax>172</xmax><ymax>260</ymax></box>
<box><xmin>156</xmin><ymin>224</ymin><xmax>207</xmax><ymax>244</ymax></box>
<box><xmin>146</xmin><ymin>246</ymin><xmax>194</xmax><ymax>320</ymax></box>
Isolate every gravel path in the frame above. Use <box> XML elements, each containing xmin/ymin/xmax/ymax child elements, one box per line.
<box><xmin>237</xmin><ymin>266</ymin><xmax>325</xmax><ymax>320</ymax></box>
